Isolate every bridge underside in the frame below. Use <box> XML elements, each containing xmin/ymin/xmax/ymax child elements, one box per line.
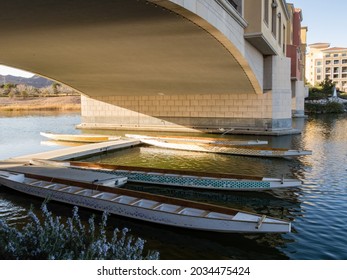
<box><xmin>1</xmin><ymin>0</ymin><xmax>293</xmax><ymax>133</ymax></box>
<box><xmin>1</xmin><ymin>0</ymin><xmax>255</xmax><ymax>96</ymax></box>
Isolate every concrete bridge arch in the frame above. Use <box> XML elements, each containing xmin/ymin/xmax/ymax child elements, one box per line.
<box><xmin>0</xmin><ymin>0</ymin><xmax>293</xmax><ymax>133</ymax></box>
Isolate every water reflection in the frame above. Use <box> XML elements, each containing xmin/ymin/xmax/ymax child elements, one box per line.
<box><xmin>86</xmin><ymin>146</ymin><xmax>301</xmax><ymax>179</ymax></box>
<box><xmin>1</xmin><ymin>113</ymin><xmax>347</xmax><ymax>259</ymax></box>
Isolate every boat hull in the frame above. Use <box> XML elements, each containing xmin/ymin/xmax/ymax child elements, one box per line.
<box><xmin>40</xmin><ymin>132</ymin><xmax>120</xmax><ymax>143</ymax></box>
<box><xmin>140</xmin><ymin>139</ymin><xmax>312</xmax><ymax>158</ymax></box>
<box><xmin>65</xmin><ymin>161</ymin><xmax>302</xmax><ymax>191</ymax></box>
<box><xmin>0</xmin><ymin>176</ymin><xmax>290</xmax><ymax>233</ymax></box>
<box><xmin>125</xmin><ymin>134</ymin><xmax>268</xmax><ymax>146</ymax></box>
<box><xmin>29</xmin><ymin>160</ymin><xmax>302</xmax><ymax>191</ymax></box>
<box><xmin>83</xmin><ymin>168</ymin><xmax>301</xmax><ymax>191</ymax></box>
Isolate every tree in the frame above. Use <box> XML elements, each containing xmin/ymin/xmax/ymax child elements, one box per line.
<box><xmin>1</xmin><ymin>83</ymin><xmax>16</xmax><ymax>95</ymax></box>
<box><xmin>319</xmin><ymin>78</ymin><xmax>336</xmax><ymax>95</ymax></box>
<box><xmin>51</xmin><ymin>82</ymin><xmax>61</xmax><ymax>95</ymax></box>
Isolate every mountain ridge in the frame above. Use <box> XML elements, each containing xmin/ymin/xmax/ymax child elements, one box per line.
<box><xmin>0</xmin><ymin>74</ymin><xmax>53</xmax><ymax>88</ymax></box>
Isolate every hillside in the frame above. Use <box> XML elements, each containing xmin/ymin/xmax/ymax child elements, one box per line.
<box><xmin>0</xmin><ymin>75</ymin><xmax>53</xmax><ymax>88</ymax></box>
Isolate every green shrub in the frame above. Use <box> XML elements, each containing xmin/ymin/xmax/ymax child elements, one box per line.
<box><xmin>307</xmin><ymin>91</ymin><xmax>328</xmax><ymax>100</ymax></box>
<box><xmin>324</xmin><ymin>101</ymin><xmax>345</xmax><ymax>113</ymax></box>
<box><xmin>305</xmin><ymin>101</ymin><xmax>344</xmax><ymax>114</ymax></box>
<box><xmin>0</xmin><ymin>204</ymin><xmax>159</xmax><ymax>260</ymax></box>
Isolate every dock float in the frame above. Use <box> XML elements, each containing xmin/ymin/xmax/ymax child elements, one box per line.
<box><xmin>3</xmin><ymin>139</ymin><xmax>140</xmax><ymax>164</ymax></box>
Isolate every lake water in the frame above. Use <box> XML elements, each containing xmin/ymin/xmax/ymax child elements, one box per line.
<box><xmin>0</xmin><ymin>112</ymin><xmax>347</xmax><ymax>259</ymax></box>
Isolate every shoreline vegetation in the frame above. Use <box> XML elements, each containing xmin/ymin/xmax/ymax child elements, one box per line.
<box><xmin>0</xmin><ymin>95</ymin><xmax>81</xmax><ymax>112</ymax></box>
<box><xmin>0</xmin><ymin>81</ymin><xmax>81</xmax><ymax>112</ymax></box>
<box><xmin>305</xmin><ymin>78</ymin><xmax>347</xmax><ymax>114</ymax></box>
<box><xmin>0</xmin><ymin>203</ymin><xmax>159</xmax><ymax>260</ymax></box>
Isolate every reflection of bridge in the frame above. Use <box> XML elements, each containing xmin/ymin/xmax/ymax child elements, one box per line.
<box><xmin>0</xmin><ymin>0</ymin><xmax>306</xmax><ymax>134</ymax></box>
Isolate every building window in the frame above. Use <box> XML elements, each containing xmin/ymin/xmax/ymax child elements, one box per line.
<box><xmin>326</xmin><ymin>60</ymin><xmax>331</xmax><ymax>65</ymax></box>
<box><xmin>342</xmin><ymin>74</ymin><xmax>347</xmax><ymax>78</ymax></box>
<box><xmin>283</xmin><ymin>24</ymin><xmax>286</xmax><ymax>53</ymax></box>
<box><xmin>278</xmin><ymin>13</ymin><xmax>281</xmax><ymax>45</ymax></box>
<box><xmin>334</xmin><ymin>60</ymin><xmax>340</xmax><ymax>64</ymax></box>
<box><xmin>342</xmin><ymin>67</ymin><xmax>347</xmax><ymax>73</ymax></box>
<box><xmin>342</xmin><ymin>59</ymin><xmax>347</xmax><ymax>64</ymax></box>
<box><xmin>325</xmin><ymin>68</ymin><xmax>331</xmax><ymax>73</ymax></box>
<box><xmin>326</xmin><ymin>54</ymin><xmax>331</xmax><ymax>57</ymax></box>
<box><xmin>316</xmin><ymin>68</ymin><xmax>322</xmax><ymax>74</ymax></box>
<box><xmin>325</xmin><ymin>74</ymin><xmax>331</xmax><ymax>79</ymax></box>
<box><xmin>333</xmin><ymin>67</ymin><xmax>339</xmax><ymax>73</ymax></box>
<box><xmin>333</xmin><ymin>74</ymin><xmax>339</xmax><ymax>79</ymax></box>
<box><xmin>226</xmin><ymin>0</ymin><xmax>242</xmax><ymax>14</ymax></box>
<box><xmin>342</xmin><ymin>53</ymin><xmax>347</xmax><ymax>57</ymax></box>
<box><xmin>317</xmin><ymin>75</ymin><xmax>321</xmax><ymax>80</ymax></box>
<box><xmin>333</xmin><ymin>54</ymin><xmax>339</xmax><ymax>57</ymax></box>
<box><xmin>264</xmin><ymin>0</ymin><xmax>269</xmax><ymax>25</ymax></box>
<box><xmin>316</xmin><ymin>61</ymin><xmax>322</xmax><ymax>66</ymax></box>
<box><xmin>271</xmin><ymin>0</ymin><xmax>277</xmax><ymax>37</ymax></box>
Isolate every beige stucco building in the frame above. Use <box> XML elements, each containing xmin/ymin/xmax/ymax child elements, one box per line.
<box><xmin>306</xmin><ymin>43</ymin><xmax>347</xmax><ymax>91</ymax></box>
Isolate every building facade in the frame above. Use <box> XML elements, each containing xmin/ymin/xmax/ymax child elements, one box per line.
<box><xmin>286</xmin><ymin>4</ymin><xmax>308</xmax><ymax>116</ymax></box>
<box><xmin>306</xmin><ymin>43</ymin><xmax>347</xmax><ymax>91</ymax></box>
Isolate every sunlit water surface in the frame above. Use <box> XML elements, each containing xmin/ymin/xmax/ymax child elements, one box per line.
<box><xmin>0</xmin><ymin>112</ymin><xmax>346</xmax><ymax>259</ymax></box>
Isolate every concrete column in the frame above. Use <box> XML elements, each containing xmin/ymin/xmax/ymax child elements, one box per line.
<box><xmin>292</xmin><ymin>80</ymin><xmax>308</xmax><ymax>117</ymax></box>
<box><xmin>269</xmin><ymin>56</ymin><xmax>293</xmax><ymax>130</ymax></box>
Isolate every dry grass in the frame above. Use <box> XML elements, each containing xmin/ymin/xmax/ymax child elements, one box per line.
<box><xmin>0</xmin><ymin>96</ymin><xmax>81</xmax><ymax>112</ymax></box>
<box><xmin>1</xmin><ymin>104</ymin><xmax>81</xmax><ymax>111</ymax></box>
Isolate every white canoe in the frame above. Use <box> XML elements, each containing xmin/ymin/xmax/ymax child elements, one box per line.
<box><xmin>139</xmin><ymin>138</ymin><xmax>312</xmax><ymax>158</ymax></box>
<box><xmin>125</xmin><ymin>134</ymin><xmax>268</xmax><ymax>146</ymax></box>
<box><xmin>40</xmin><ymin>132</ymin><xmax>121</xmax><ymax>143</ymax></box>
<box><xmin>0</xmin><ymin>170</ymin><xmax>291</xmax><ymax>233</ymax></box>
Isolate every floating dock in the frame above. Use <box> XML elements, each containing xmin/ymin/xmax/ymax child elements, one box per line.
<box><xmin>2</xmin><ymin>139</ymin><xmax>140</xmax><ymax>165</ymax></box>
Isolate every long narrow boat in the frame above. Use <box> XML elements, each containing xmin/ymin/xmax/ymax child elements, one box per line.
<box><xmin>40</xmin><ymin>132</ymin><xmax>121</xmax><ymax>143</ymax></box>
<box><xmin>139</xmin><ymin>138</ymin><xmax>312</xmax><ymax>158</ymax></box>
<box><xmin>0</xmin><ymin>170</ymin><xmax>291</xmax><ymax>233</ymax></box>
<box><xmin>30</xmin><ymin>159</ymin><xmax>302</xmax><ymax>191</ymax></box>
<box><xmin>125</xmin><ymin>134</ymin><xmax>268</xmax><ymax>146</ymax></box>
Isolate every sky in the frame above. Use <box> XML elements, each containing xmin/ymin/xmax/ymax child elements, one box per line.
<box><xmin>0</xmin><ymin>0</ymin><xmax>346</xmax><ymax>77</ymax></box>
<box><xmin>0</xmin><ymin>65</ymin><xmax>34</xmax><ymax>78</ymax></box>
<box><xmin>292</xmin><ymin>0</ymin><xmax>347</xmax><ymax>47</ymax></box>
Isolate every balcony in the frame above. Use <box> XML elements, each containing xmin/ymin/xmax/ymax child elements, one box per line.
<box><xmin>244</xmin><ymin>0</ymin><xmax>289</xmax><ymax>56</ymax></box>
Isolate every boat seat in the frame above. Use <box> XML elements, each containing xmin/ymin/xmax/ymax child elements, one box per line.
<box><xmin>92</xmin><ymin>192</ymin><xmax>105</xmax><ymax>198</ymax></box>
<box><xmin>70</xmin><ymin>188</ymin><xmax>84</xmax><ymax>194</ymax></box>
<box><xmin>55</xmin><ymin>186</ymin><xmax>70</xmax><ymax>191</ymax></box>
<box><xmin>42</xmin><ymin>183</ymin><xmax>57</xmax><ymax>188</ymax></box>
<box><xmin>256</xmin><ymin>215</ymin><xmax>267</xmax><ymax>229</ymax></box>
<box><xmin>129</xmin><ymin>198</ymin><xmax>143</xmax><ymax>205</ymax></box>
<box><xmin>173</xmin><ymin>206</ymin><xmax>186</xmax><ymax>214</ymax></box>
<box><xmin>200</xmin><ymin>211</ymin><xmax>212</xmax><ymax>217</ymax></box>
<box><xmin>29</xmin><ymin>180</ymin><xmax>44</xmax><ymax>186</ymax></box>
<box><xmin>151</xmin><ymin>202</ymin><xmax>164</xmax><ymax>210</ymax></box>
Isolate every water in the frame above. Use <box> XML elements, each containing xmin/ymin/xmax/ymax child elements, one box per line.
<box><xmin>0</xmin><ymin>112</ymin><xmax>81</xmax><ymax>160</ymax></box>
<box><xmin>0</xmin><ymin>112</ymin><xmax>347</xmax><ymax>259</ymax></box>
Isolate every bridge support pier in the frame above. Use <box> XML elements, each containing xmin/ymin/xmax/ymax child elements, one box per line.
<box><xmin>292</xmin><ymin>80</ymin><xmax>308</xmax><ymax>118</ymax></box>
